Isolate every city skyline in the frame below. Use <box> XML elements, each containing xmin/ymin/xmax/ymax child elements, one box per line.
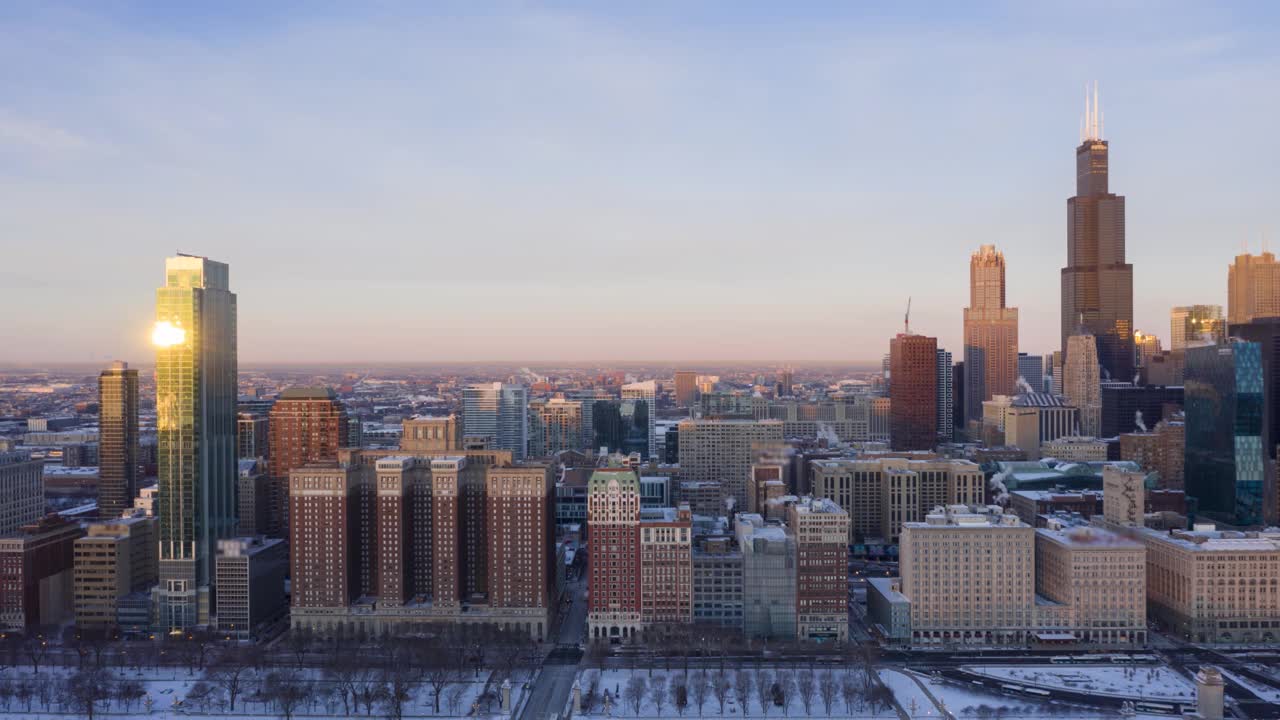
<box><xmin>2</xmin><ymin>2</ymin><xmax>1278</xmax><ymax>363</ymax></box>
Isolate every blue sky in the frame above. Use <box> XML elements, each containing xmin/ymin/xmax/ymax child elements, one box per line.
<box><xmin>1</xmin><ymin>1</ymin><xmax>1276</xmax><ymax>363</ymax></box>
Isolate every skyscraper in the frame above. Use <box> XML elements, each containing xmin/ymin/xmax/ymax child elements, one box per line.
<box><xmin>1064</xmin><ymin>334</ymin><xmax>1102</xmax><ymax>437</ymax></box>
<box><xmin>463</xmin><ymin>383</ymin><xmax>529</xmax><ymax>460</ymax></box>
<box><xmin>890</xmin><ymin>333</ymin><xmax>938</xmax><ymax>451</ymax></box>
<box><xmin>152</xmin><ymin>254</ymin><xmax>237</xmax><ymax>630</ymax></box>
<box><xmin>1171</xmin><ymin>305</ymin><xmax>1225</xmax><ymax>351</ymax></box>
<box><xmin>1061</xmin><ymin>85</ymin><xmax>1134</xmax><ymax>383</ymax></box>
<box><xmin>527</xmin><ymin>398</ymin><xmax>583</xmax><ymax>457</ymax></box>
<box><xmin>1185</xmin><ymin>341</ymin><xmax>1266</xmax><ymax>526</ymax></box>
<box><xmin>1016</xmin><ymin>353</ymin><xmax>1044</xmax><ymax>393</ymax></box>
<box><xmin>266</xmin><ymin>387</ymin><xmax>349</xmax><ymax>538</ymax></box>
<box><xmin>674</xmin><ymin>371</ymin><xmax>698</xmax><ymax>408</ymax></box>
<box><xmin>1228</xmin><ymin>253</ymin><xmax>1280</xmax><ymax>325</ymax></box>
<box><xmin>963</xmin><ymin>244</ymin><xmax>1019</xmax><ymax>427</ymax></box>
<box><xmin>935</xmin><ymin>349</ymin><xmax>954</xmax><ymax>443</ymax></box>
<box><xmin>621</xmin><ymin>380</ymin><xmax>657</xmax><ymax>459</ymax></box>
<box><xmin>98</xmin><ymin>360</ymin><xmax>139</xmax><ymax>519</ymax></box>
<box><xmin>776</xmin><ymin>367</ymin><xmax>795</xmax><ymax>397</ymax></box>
<box><xmin>587</xmin><ymin>466</ymin><xmax>642</xmax><ymax>642</ymax></box>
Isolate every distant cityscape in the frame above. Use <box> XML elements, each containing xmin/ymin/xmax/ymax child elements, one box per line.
<box><xmin>3</xmin><ymin>87</ymin><xmax>1280</xmax><ymax>720</ymax></box>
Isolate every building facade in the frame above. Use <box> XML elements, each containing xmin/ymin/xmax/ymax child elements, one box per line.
<box><xmin>266</xmin><ymin>387</ymin><xmax>349</xmax><ymax>538</ymax></box>
<box><xmin>1185</xmin><ymin>341</ymin><xmax>1266</xmax><ymax>526</ymax></box>
<box><xmin>1063</xmin><ymin>334</ymin><xmax>1102</xmax><ymax>437</ymax></box>
<box><xmin>936</xmin><ymin>349</ymin><xmax>954</xmax><ymax>443</ymax></box>
<box><xmin>1034</xmin><ymin>525</ymin><xmax>1146</xmax><ymax>645</ymax></box>
<box><xmin>463</xmin><ymin>383</ymin><xmax>529</xmax><ymax>460</ymax></box>
<box><xmin>0</xmin><ymin>515</ymin><xmax>83</xmax><ymax>631</ymax></box>
<box><xmin>1228</xmin><ymin>252</ymin><xmax>1280</xmax><ymax>325</ymax></box>
<box><xmin>587</xmin><ymin>467</ymin><xmax>642</xmax><ymax>641</ymax></box>
<box><xmin>1061</xmin><ymin>93</ymin><xmax>1134</xmax><ymax>384</ymax></box>
<box><xmin>73</xmin><ymin>513</ymin><xmax>157</xmax><ymax>631</ymax></box>
<box><xmin>0</xmin><ymin>452</ymin><xmax>43</xmax><ymax>537</ymax></box>
<box><xmin>676</xmin><ymin>419</ymin><xmax>784</xmax><ymax>510</ymax></box>
<box><xmin>890</xmin><ymin>333</ymin><xmax>938</xmax><ymax>451</ymax></box>
<box><xmin>1171</xmin><ymin>305</ymin><xmax>1225</xmax><ymax>351</ymax></box>
<box><xmin>964</xmin><ymin>244</ymin><xmax>1019</xmax><ymax>426</ymax></box>
<box><xmin>215</xmin><ymin>536</ymin><xmax>287</xmax><ymax>639</ymax></box>
<box><xmin>639</xmin><ymin>506</ymin><xmax>693</xmax><ymax>625</ymax></box>
<box><xmin>789</xmin><ymin>498</ymin><xmax>850</xmax><ymax>642</ymax></box>
<box><xmin>98</xmin><ymin>361</ymin><xmax>139</xmax><ymax>519</ymax></box>
<box><xmin>152</xmin><ymin>254</ymin><xmax>238</xmax><ymax>631</ymax></box>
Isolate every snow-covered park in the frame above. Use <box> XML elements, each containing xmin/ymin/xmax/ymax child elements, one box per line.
<box><xmin>962</xmin><ymin>664</ymin><xmax>1194</xmax><ymax>703</ymax></box>
<box><xmin>0</xmin><ymin>664</ymin><xmax>528</xmax><ymax>719</ymax></box>
<box><xmin>573</xmin><ymin>667</ymin><xmax>898</xmax><ymax>718</ymax></box>
<box><xmin>880</xmin><ymin>669</ymin><xmax>1142</xmax><ymax>720</ymax></box>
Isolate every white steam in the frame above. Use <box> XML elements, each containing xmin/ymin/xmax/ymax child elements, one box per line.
<box><xmin>1135</xmin><ymin>410</ymin><xmax>1147</xmax><ymax>433</ymax></box>
<box><xmin>989</xmin><ymin>467</ymin><xmax>1011</xmax><ymax>506</ymax></box>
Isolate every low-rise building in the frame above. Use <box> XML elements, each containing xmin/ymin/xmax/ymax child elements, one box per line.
<box><xmin>73</xmin><ymin>513</ymin><xmax>157</xmax><ymax>631</ymax></box>
<box><xmin>639</xmin><ymin>505</ymin><xmax>692</xmax><ymax>625</ymax></box>
<box><xmin>789</xmin><ymin>498</ymin><xmax>850</xmax><ymax>642</ymax></box>
<box><xmin>866</xmin><ymin>578</ymin><xmax>911</xmax><ymax>643</ymax></box>
<box><xmin>1042</xmin><ymin>436</ymin><xmax>1109</xmax><ymax>462</ymax></box>
<box><xmin>0</xmin><ymin>515</ymin><xmax>83</xmax><ymax>631</ymax></box>
<box><xmin>736</xmin><ymin>514</ymin><xmax>796</xmax><ymax>640</ymax></box>
<box><xmin>215</xmin><ymin>536</ymin><xmax>287</xmax><ymax>639</ymax></box>
<box><xmin>691</xmin><ymin>535</ymin><xmax>743</xmax><ymax>629</ymax></box>
<box><xmin>1138</xmin><ymin>525</ymin><xmax>1280</xmax><ymax>643</ymax></box>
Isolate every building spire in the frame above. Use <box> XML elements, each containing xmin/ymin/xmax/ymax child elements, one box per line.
<box><xmin>1082</xmin><ymin>80</ymin><xmax>1103</xmax><ymax>141</ymax></box>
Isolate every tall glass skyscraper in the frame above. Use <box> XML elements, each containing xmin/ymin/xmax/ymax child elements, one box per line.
<box><xmin>152</xmin><ymin>254</ymin><xmax>238</xmax><ymax>631</ymax></box>
<box><xmin>462</xmin><ymin>382</ymin><xmax>528</xmax><ymax>460</ymax></box>
<box><xmin>1185</xmin><ymin>341</ymin><xmax>1265</xmax><ymax>526</ymax></box>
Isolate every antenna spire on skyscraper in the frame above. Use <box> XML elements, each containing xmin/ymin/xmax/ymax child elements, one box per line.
<box><xmin>1082</xmin><ymin>80</ymin><xmax>1103</xmax><ymax>141</ymax></box>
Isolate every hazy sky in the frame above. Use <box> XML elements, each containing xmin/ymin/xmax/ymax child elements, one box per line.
<box><xmin>1</xmin><ymin>1</ymin><xmax>1277</xmax><ymax>364</ymax></box>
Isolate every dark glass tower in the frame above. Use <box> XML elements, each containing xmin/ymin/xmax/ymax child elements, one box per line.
<box><xmin>1061</xmin><ymin>85</ymin><xmax>1134</xmax><ymax>383</ymax></box>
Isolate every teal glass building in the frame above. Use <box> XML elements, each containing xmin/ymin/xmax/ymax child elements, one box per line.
<box><xmin>1185</xmin><ymin>341</ymin><xmax>1264</xmax><ymax>526</ymax></box>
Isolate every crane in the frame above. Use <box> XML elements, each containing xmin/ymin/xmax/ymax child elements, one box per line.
<box><xmin>904</xmin><ymin>296</ymin><xmax>912</xmax><ymax>335</ymax></box>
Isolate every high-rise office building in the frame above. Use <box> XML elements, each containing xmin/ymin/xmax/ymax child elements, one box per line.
<box><xmin>98</xmin><ymin>361</ymin><xmax>139</xmax><ymax>519</ymax></box>
<box><xmin>890</xmin><ymin>333</ymin><xmax>938</xmax><ymax>451</ymax></box>
<box><xmin>1063</xmin><ymin>334</ymin><xmax>1101</xmax><ymax>437</ymax></box>
<box><xmin>152</xmin><ymin>254</ymin><xmax>237</xmax><ymax>630</ymax></box>
<box><xmin>776</xmin><ymin>367</ymin><xmax>795</xmax><ymax>398</ymax></box>
<box><xmin>1227</xmin><ymin>317</ymin><xmax>1280</xmax><ymax>524</ymax></box>
<box><xmin>267</xmin><ymin>387</ymin><xmax>349</xmax><ymax>537</ymax></box>
<box><xmin>528</xmin><ymin>398</ymin><xmax>583</xmax><ymax>457</ymax></box>
<box><xmin>1171</xmin><ymin>305</ymin><xmax>1225</xmax><ymax>351</ymax></box>
<box><xmin>621</xmin><ymin>381</ymin><xmax>657</xmax><ymax>459</ymax></box>
<box><xmin>73</xmin><ymin>513</ymin><xmax>158</xmax><ymax>631</ymax></box>
<box><xmin>237</xmin><ymin>413</ymin><xmax>269</xmax><ymax>460</ymax></box>
<box><xmin>1017</xmin><ymin>353</ymin><xmax>1044</xmax><ymax>393</ymax></box>
<box><xmin>676</xmin><ymin>419</ymin><xmax>785</xmax><ymax>510</ymax></box>
<box><xmin>1133</xmin><ymin>331</ymin><xmax>1162</xmax><ymax>371</ymax></box>
<box><xmin>1185</xmin><ymin>341</ymin><xmax>1266</xmax><ymax>526</ymax></box>
<box><xmin>1228</xmin><ymin>252</ymin><xmax>1280</xmax><ymax>325</ymax></box>
<box><xmin>463</xmin><ymin>383</ymin><xmax>529</xmax><ymax>460</ymax></box>
<box><xmin>486</xmin><ymin>466</ymin><xmax>553</xmax><ymax>610</ymax></box>
<box><xmin>674</xmin><ymin>371</ymin><xmax>699</xmax><ymax>408</ymax></box>
<box><xmin>952</xmin><ymin>360</ymin><xmax>965</xmax><ymax>440</ymax></box>
<box><xmin>935</xmin><ymin>349</ymin><xmax>953</xmax><ymax>442</ymax></box>
<box><xmin>964</xmin><ymin>244</ymin><xmax>1019</xmax><ymax>425</ymax></box>
<box><xmin>1061</xmin><ymin>87</ymin><xmax>1134</xmax><ymax>383</ymax></box>
<box><xmin>789</xmin><ymin>498</ymin><xmax>850</xmax><ymax>642</ymax></box>
<box><xmin>0</xmin><ymin>452</ymin><xmax>43</xmax><ymax>537</ymax></box>
<box><xmin>289</xmin><ymin>463</ymin><xmax>359</xmax><ymax>611</ymax></box>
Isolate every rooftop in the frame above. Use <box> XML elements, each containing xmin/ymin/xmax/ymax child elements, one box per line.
<box><xmin>1036</xmin><ymin>525</ymin><xmax>1142</xmax><ymax>549</ymax></box>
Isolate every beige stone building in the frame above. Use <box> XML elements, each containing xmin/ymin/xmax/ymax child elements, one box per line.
<box><xmin>1119</xmin><ymin>415</ymin><xmax>1185</xmax><ymax>489</ymax></box>
<box><xmin>1034</xmin><ymin>525</ymin><xmax>1146</xmax><ymax>645</ymax></box>
<box><xmin>1064</xmin><ymin>334</ymin><xmax>1102</xmax><ymax>438</ymax></box>
<box><xmin>1138</xmin><ymin>525</ymin><xmax>1280</xmax><ymax>643</ymax></box>
<box><xmin>899</xmin><ymin>505</ymin><xmax>1035</xmax><ymax>646</ymax></box>
<box><xmin>73</xmin><ymin>513</ymin><xmax>158</xmax><ymax>630</ymax></box>
<box><xmin>676</xmin><ymin>419</ymin><xmax>784</xmax><ymax>509</ymax></box>
<box><xmin>1042</xmin><ymin>436</ymin><xmax>1109</xmax><ymax>462</ymax></box>
<box><xmin>810</xmin><ymin>457</ymin><xmax>983</xmax><ymax>543</ymax></box>
<box><xmin>1103</xmin><ymin>465</ymin><xmax>1146</xmax><ymax>527</ymax></box>
<box><xmin>1228</xmin><ymin>251</ymin><xmax>1280</xmax><ymax>324</ymax></box>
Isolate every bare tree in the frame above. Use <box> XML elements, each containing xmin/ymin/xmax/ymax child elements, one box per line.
<box><xmin>115</xmin><ymin>679</ymin><xmax>146</xmax><ymax>712</ymax></box>
<box><xmin>869</xmin><ymin>683</ymin><xmax>895</xmax><ymax>713</ymax></box>
<box><xmin>380</xmin><ymin>666</ymin><xmax>417</xmax><ymax>720</ymax></box>
<box><xmin>286</xmin><ymin>626</ymin><xmax>314</xmax><ymax>670</ymax></box>
<box><xmin>650</xmin><ymin>675</ymin><xmax>668</xmax><ymax>716</ymax></box>
<box><xmin>797</xmin><ymin>669</ymin><xmax>816</xmax><ymax>715</ymax></box>
<box><xmin>671</xmin><ymin>676</ymin><xmax>688</xmax><ymax>716</ymax></box>
<box><xmin>445</xmin><ymin>684</ymin><xmax>468</xmax><ymax>716</ymax></box>
<box><xmin>860</xmin><ymin>644</ymin><xmax>879</xmax><ymax>690</ymax></box>
<box><xmin>711</xmin><ymin>670</ymin><xmax>731</xmax><ymax>714</ymax></box>
<box><xmin>422</xmin><ymin>655</ymin><xmax>457</xmax><ymax>713</ymax></box>
<box><xmin>209</xmin><ymin>648</ymin><xmax>254</xmax><ymax>712</ymax></box>
<box><xmin>689</xmin><ymin>670</ymin><xmax>710</xmax><ymax>716</ymax></box>
<box><xmin>624</xmin><ymin>675</ymin><xmax>648</xmax><ymax>716</ymax></box>
<box><xmin>63</xmin><ymin>669</ymin><xmax>115</xmax><ymax>720</ymax></box>
<box><xmin>21</xmin><ymin>631</ymin><xmax>50</xmax><ymax>674</ymax></box>
<box><xmin>818</xmin><ymin>670</ymin><xmax>838</xmax><ymax>715</ymax></box>
<box><xmin>734</xmin><ymin>670</ymin><xmax>754</xmax><ymax>716</ymax></box>
<box><xmin>775</xmin><ymin>669</ymin><xmax>796</xmax><ymax>716</ymax></box>
<box><xmin>754</xmin><ymin>670</ymin><xmax>773</xmax><ymax>715</ymax></box>
<box><xmin>840</xmin><ymin>672</ymin><xmax>859</xmax><ymax>714</ymax></box>
<box><xmin>266</xmin><ymin>670</ymin><xmax>308</xmax><ymax>720</ymax></box>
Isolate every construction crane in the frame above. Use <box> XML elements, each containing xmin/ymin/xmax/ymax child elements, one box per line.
<box><xmin>904</xmin><ymin>296</ymin><xmax>912</xmax><ymax>335</ymax></box>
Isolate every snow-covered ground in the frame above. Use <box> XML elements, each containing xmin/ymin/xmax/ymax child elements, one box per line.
<box><xmin>962</xmin><ymin>665</ymin><xmax>1193</xmax><ymax>702</ymax></box>
<box><xmin>574</xmin><ymin>667</ymin><xmax>897</xmax><ymax>718</ymax></box>
<box><xmin>1219</xmin><ymin>668</ymin><xmax>1280</xmax><ymax>702</ymax></box>
<box><xmin>882</xmin><ymin>669</ymin><xmax>1137</xmax><ymax>719</ymax></box>
<box><xmin>0</xmin><ymin>665</ymin><xmax>528</xmax><ymax>718</ymax></box>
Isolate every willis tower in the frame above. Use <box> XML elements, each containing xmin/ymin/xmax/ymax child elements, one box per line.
<box><xmin>1061</xmin><ymin>83</ymin><xmax>1133</xmax><ymax>383</ymax></box>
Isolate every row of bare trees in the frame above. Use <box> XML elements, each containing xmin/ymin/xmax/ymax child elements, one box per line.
<box><xmin>580</xmin><ymin>667</ymin><xmax>896</xmax><ymax>717</ymax></box>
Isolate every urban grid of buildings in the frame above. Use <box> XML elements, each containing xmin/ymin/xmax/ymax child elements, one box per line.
<box><xmin>3</xmin><ymin>88</ymin><xmax>1280</xmax><ymax>717</ymax></box>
